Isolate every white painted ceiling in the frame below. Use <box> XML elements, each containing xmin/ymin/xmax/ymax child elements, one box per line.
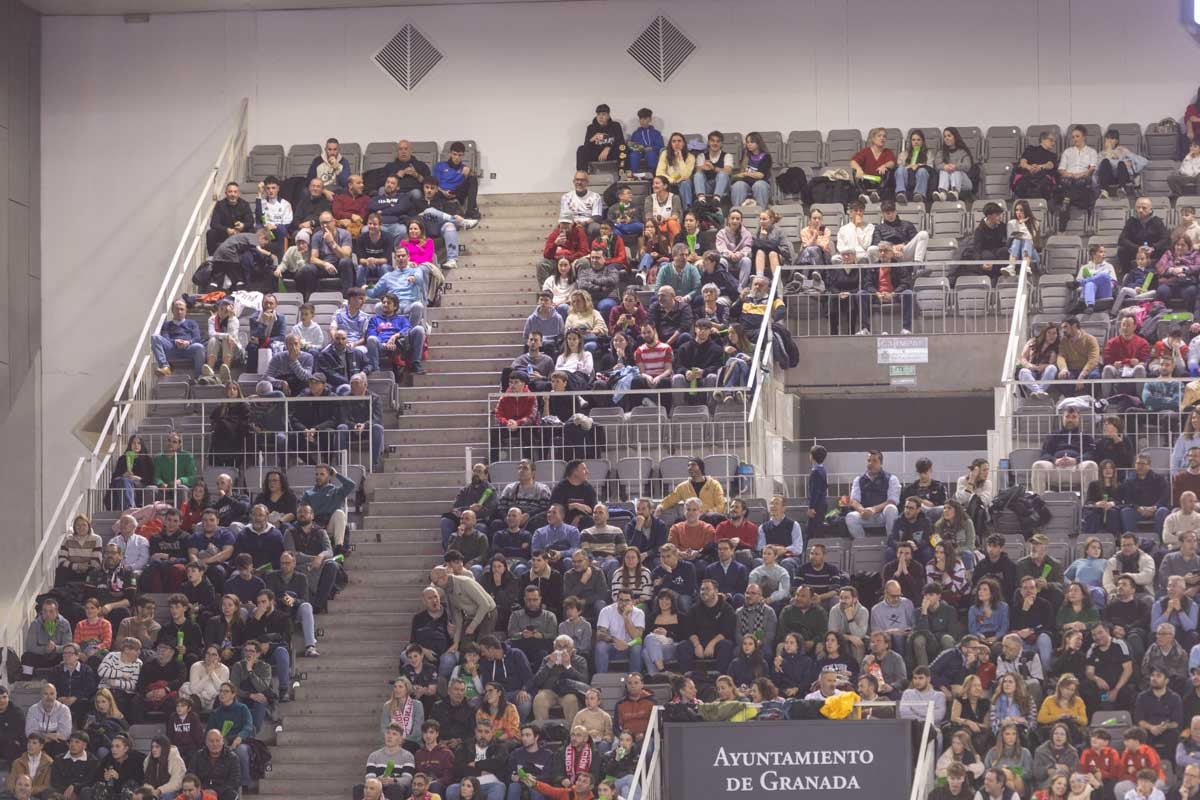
<box><xmin>23</xmin><ymin>0</ymin><xmax>558</xmax><ymax>15</ymax></box>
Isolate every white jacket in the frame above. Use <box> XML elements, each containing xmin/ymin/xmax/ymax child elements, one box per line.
<box><xmin>143</xmin><ymin>746</ymin><xmax>186</xmax><ymax>795</ymax></box>
<box><xmin>836</xmin><ymin>222</ymin><xmax>876</xmax><ymax>259</ymax></box>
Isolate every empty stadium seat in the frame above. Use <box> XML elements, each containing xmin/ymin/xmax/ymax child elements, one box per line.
<box><xmin>929</xmin><ymin>201</ymin><xmax>968</xmax><ymax>238</ymax></box>
<box><xmin>850</xmin><ymin>540</ymin><xmax>884</xmax><ymax>573</ymax></box>
<box><xmin>1142</xmin><ymin>162</ymin><xmax>1179</xmax><ymax>196</ymax></box>
<box><xmin>784</xmin><ymin>130</ymin><xmax>823</xmax><ymax>171</ymax></box>
<box><xmin>1144</xmin><ymin>125</ymin><xmax>1178</xmax><ymax>160</ymax></box>
<box><xmin>614</xmin><ymin>457</ymin><xmax>653</xmax><ymax>499</ymax></box>
<box><xmin>1092</xmin><ymin>198</ymin><xmax>1130</xmax><ymax>237</ymax></box>
<box><xmin>1044</xmin><ymin>235</ymin><xmax>1084</xmax><ymax>274</ymax></box>
<box><xmin>488</xmin><ymin>460</ymin><xmax>520</xmax><ymax>486</ymax></box>
<box><xmin>410</xmin><ymin>141</ymin><xmax>440</xmax><ymax>169</ymax></box>
<box><xmin>340</xmin><ymin>142</ymin><xmax>362</xmax><ymax>172</ymax></box>
<box><xmin>246</xmin><ymin>145</ymin><xmax>285</xmax><ymax>183</ymax></box>
<box><xmin>286</xmin><ymin>144</ymin><xmax>321</xmax><ymax>179</ymax></box>
<box><xmin>914</xmin><ymin>277</ymin><xmax>950</xmax><ymax>316</ymax></box>
<box><xmin>985</xmin><ymin>126</ymin><xmax>1023</xmax><ymax>163</ymax></box>
<box><xmin>955</xmin><ymin>276</ymin><xmax>993</xmax><ymax>315</ymax></box>
<box><xmin>536</xmin><ymin>459</ymin><xmax>566</xmax><ymax>482</ymax></box>
<box><xmin>825</xmin><ymin>129</ymin><xmax>863</xmax><ymax>165</ymax></box>
<box><xmin>980</xmin><ymin>162</ymin><xmax>1012</xmax><ymax>199</ymax></box>
<box><xmin>362</xmin><ymin>141</ymin><xmax>396</xmax><ymax>173</ymax></box>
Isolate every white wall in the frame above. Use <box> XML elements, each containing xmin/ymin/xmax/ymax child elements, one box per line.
<box><xmin>39</xmin><ymin>0</ymin><xmax>1200</xmax><ymax>510</ymax></box>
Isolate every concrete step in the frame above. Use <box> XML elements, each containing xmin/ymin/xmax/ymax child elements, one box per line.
<box><xmin>476</xmin><ymin>204</ymin><xmax>560</xmax><ymax>220</ymax></box>
<box><xmin>275</xmin><ymin>728</ymin><xmax>380</xmax><ymax>747</ymax></box>
<box><xmin>464</xmin><ymin>227</ymin><xmax>550</xmax><ymax>244</ymax></box>
<box><xmin>394</xmin><ymin>410</ymin><xmax>491</xmax><ymax>429</ymax></box>
<box><xmin>363</xmin><ymin>514</ymin><xmax>450</xmax><ymax>531</ymax></box>
<box><xmin>478</xmin><ymin>192</ymin><xmax>560</xmax><ymax>207</ymax></box>
<box><xmin>431</xmin><ymin>329</ymin><xmax>526</xmax><ymax>346</ymax></box>
<box><xmin>428</xmin><ymin>304</ymin><xmax>527</xmax><ymax>321</ymax></box>
<box><xmin>259</xmin><ymin>777</ymin><xmax>361</xmax><ymax>795</ymax></box>
<box><xmin>384</xmin><ymin>426</ymin><xmax>485</xmax><ymax>446</ymax></box>
<box><xmin>258</xmin><ymin>759</ymin><xmax>365</xmax><ymax>779</ymax></box>
<box><xmin>292</xmin><ymin>682</ymin><xmax>395</xmax><ymax>703</ymax></box>
<box><xmin>350</xmin><ymin>540</ymin><xmax>444</xmax><ymax>558</ymax></box>
<box><xmin>380</xmin><ymin>454</ymin><xmax>471</xmax><ymax>472</ymax></box>
<box><xmin>367</xmin><ymin>469</ymin><xmax>468</xmax><ymax>488</ymax></box>
<box><xmin>411</xmin><ymin>372</ymin><xmax>500</xmax><ymax>388</ymax></box>
<box><xmin>351</xmin><ymin>526</ymin><xmax>441</xmax><ymax>540</ymax></box>
<box><xmin>428</xmin><ymin>342</ymin><xmax>520</xmax><ymax>360</ymax></box>
<box><xmin>270</xmin><ymin>745</ymin><xmax>373</xmax><ymax>765</ymax></box>
<box><xmin>399</xmin><ymin>384</ymin><xmax>493</xmax><ymax>401</ymax></box>
<box><xmin>444</xmin><ymin>291</ymin><xmax>537</xmax><ymax>308</ymax></box>
<box><xmin>429</xmin><ymin>317</ymin><xmax>529</xmax><ymax>333</ymax></box>
<box><xmin>447</xmin><ymin>278</ymin><xmax>537</xmax><ymax>296</ymax></box>
<box><xmin>425</xmin><ymin>356</ymin><xmax>511</xmax><ymax>372</ymax></box>
<box><xmin>389</xmin><ymin>441</ymin><xmax>485</xmax><ymax>460</ymax></box>
<box><xmin>455</xmin><ymin>253</ymin><xmax>543</xmax><ymax>268</ymax></box>
<box><xmin>368</xmin><ymin>485</ymin><xmax>460</xmax><ymax>502</ymax></box>
<box><xmin>366</xmin><ymin>499</ymin><xmax>457</xmax><ymax>517</ymax></box>
<box><xmin>292</xmin><ymin>654</ymin><xmax>400</xmax><ymax>674</ymax></box>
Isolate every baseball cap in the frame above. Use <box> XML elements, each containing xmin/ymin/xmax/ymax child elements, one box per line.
<box><xmin>595</xmin><ymin>103</ymin><xmax>610</xmax><ymax>113</ymax></box>
<box><xmin>1029</xmin><ymin>533</ymin><xmax>1049</xmax><ymax>545</ymax></box>
<box><xmin>309</xmin><ymin>372</ymin><xmax>327</xmax><ymax>384</ymax></box>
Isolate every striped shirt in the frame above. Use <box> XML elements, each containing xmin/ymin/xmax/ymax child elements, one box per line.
<box><xmin>635</xmin><ymin>342</ymin><xmax>673</xmax><ymax>377</ymax></box>
<box><xmin>97</xmin><ymin>651</ymin><xmax>142</xmax><ymax>692</ymax></box>
<box><xmin>58</xmin><ymin>534</ymin><xmax>102</xmax><ymax>573</ymax></box>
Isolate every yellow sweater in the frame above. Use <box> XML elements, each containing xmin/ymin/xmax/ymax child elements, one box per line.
<box><xmin>660</xmin><ymin>476</ymin><xmax>728</xmax><ymax>515</ymax></box>
<box><xmin>656</xmin><ymin>151</ymin><xmax>696</xmax><ymax>184</ymax></box>
<box><xmin>1036</xmin><ymin>693</ymin><xmax>1088</xmax><ymax>727</ymax></box>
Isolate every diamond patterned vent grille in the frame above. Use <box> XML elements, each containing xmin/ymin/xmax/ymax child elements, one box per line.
<box><xmin>627</xmin><ymin>15</ymin><xmax>695</xmax><ymax>83</ymax></box>
<box><xmin>374</xmin><ymin>24</ymin><xmax>442</xmax><ymax>91</ymax></box>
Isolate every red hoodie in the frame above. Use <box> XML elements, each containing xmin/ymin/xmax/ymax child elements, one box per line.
<box><xmin>544</xmin><ymin>224</ymin><xmax>590</xmax><ymax>261</ymax></box>
<box><xmin>1117</xmin><ymin>744</ymin><xmax>1164</xmax><ymax>782</ymax></box>
<box><xmin>1078</xmin><ymin>745</ymin><xmax>1121</xmax><ymax>781</ymax></box>
<box><xmin>1103</xmin><ymin>333</ymin><xmax>1150</xmax><ymax>367</ymax></box>
<box><xmin>592</xmin><ymin>234</ymin><xmax>628</xmax><ymax>267</ymax></box>
<box><xmin>495</xmin><ymin>386</ymin><xmax>537</xmax><ymax>426</ymax></box>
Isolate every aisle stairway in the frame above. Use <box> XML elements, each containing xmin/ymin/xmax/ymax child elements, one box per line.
<box><xmin>257</xmin><ymin>192</ymin><xmax>560</xmax><ymax>800</ymax></box>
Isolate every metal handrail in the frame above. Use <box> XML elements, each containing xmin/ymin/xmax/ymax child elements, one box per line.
<box><xmin>747</xmin><ymin>267</ymin><xmax>783</xmax><ymax>422</ymax></box>
<box><xmin>908</xmin><ymin>700</ymin><xmax>937</xmax><ymax>800</ymax></box>
<box><xmin>626</xmin><ymin>705</ymin><xmax>660</xmax><ymax>800</ymax></box>
<box><xmin>0</xmin><ymin>98</ymin><xmax>250</xmax><ymax>684</ymax></box>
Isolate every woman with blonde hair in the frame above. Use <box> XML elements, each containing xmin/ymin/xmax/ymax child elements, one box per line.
<box><xmin>564</xmin><ymin>291</ymin><xmax>608</xmax><ymax>353</ymax></box>
<box><xmin>379</xmin><ymin>675</ymin><xmax>424</xmax><ymax>752</ymax></box>
<box><xmin>849</xmin><ymin>127</ymin><xmax>896</xmax><ymax>204</ymax></box>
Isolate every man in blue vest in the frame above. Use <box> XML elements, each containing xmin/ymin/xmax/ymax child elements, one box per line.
<box><xmin>846</xmin><ymin>449</ymin><xmax>901</xmax><ymax>540</ymax></box>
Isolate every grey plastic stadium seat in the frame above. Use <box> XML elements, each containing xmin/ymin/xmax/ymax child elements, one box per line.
<box><xmin>410</xmin><ymin>141</ymin><xmax>440</xmax><ymax>169</ymax></box>
<box><xmin>363</xmin><ymin>142</ymin><xmax>396</xmax><ymax>173</ymax></box>
<box><xmin>615</xmin><ymin>457</ymin><xmax>654</xmax><ymax>499</ymax></box>
<box><xmin>339</xmin><ymin>142</ymin><xmax>362</xmax><ymax>173</ymax></box>
<box><xmin>757</xmin><ymin>131</ymin><xmax>785</xmax><ymax>166</ymax></box>
<box><xmin>998</xmin><ymin>277</ymin><xmax>1021</xmax><ymax>314</ymax></box>
<box><xmin>915</xmin><ymin>277</ymin><xmax>951</xmax><ymax>316</ymax></box>
<box><xmin>785</xmin><ymin>130</ymin><xmax>824</xmax><ymax>171</ymax></box>
<box><xmin>287</xmin><ymin>464</ymin><xmax>317</xmax><ymax>490</ymax></box>
<box><xmin>1024</xmin><ymin>125</ymin><xmax>1062</xmax><ymax>152</ymax></box>
<box><xmin>1143</xmin><ymin>447</ymin><xmax>1171</xmax><ymax>473</ymax></box>
<box><xmin>985</xmin><ymin>126</ymin><xmax>1023</xmax><ymax>163</ymax></box>
<box><xmin>980</xmin><ymin>162</ymin><xmax>1013</xmax><ymax>199</ymax></box>
<box><xmin>1105</xmin><ymin>122</ymin><xmax>1143</xmax><ymax>154</ymax></box>
<box><xmin>720</xmin><ymin>132</ymin><xmax>744</xmax><ymax>163</ymax></box>
<box><xmin>247</xmin><ymin>145</ymin><xmax>285</xmax><ymax>183</ymax></box>
<box><xmin>1044</xmin><ymin>235</ymin><xmax>1084</xmax><ymax>274</ymax></box>
<box><xmin>658</xmin><ymin>456</ymin><xmax>690</xmax><ymax>486</ymax></box>
<box><xmin>955</xmin><ymin>276</ymin><xmax>993</xmax><ymax>315</ymax></box>
<box><xmin>203</xmin><ymin>466</ymin><xmax>238</xmax><ymax>491</ymax></box>
<box><xmin>1092</xmin><ymin>199</ymin><xmax>1130</xmax><ymax>237</ymax></box>
<box><xmin>883</xmin><ymin>128</ymin><xmax>903</xmax><ymax>154</ymax></box>
<box><xmin>286</xmin><ymin>144</ymin><xmax>321</xmax><ymax>179</ymax></box>
<box><xmin>929</xmin><ymin>201</ymin><xmax>969</xmax><ymax>238</ymax></box>
<box><xmin>1145</xmin><ymin>125</ymin><xmax>1178</xmax><ymax>160</ymax></box>
<box><xmin>1142</xmin><ymin>162</ymin><xmax>1180</xmax><ymax>197</ymax></box>
<box><xmin>906</xmin><ymin>127</ymin><xmax>941</xmax><ymax>150</ymax></box>
<box><xmin>850</xmin><ymin>540</ymin><xmax>885</xmax><ymax>573</ymax></box>
<box><xmin>825</xmin><ymin>129</ymin><xmax>863</xmax><ymax>166</ymax></box>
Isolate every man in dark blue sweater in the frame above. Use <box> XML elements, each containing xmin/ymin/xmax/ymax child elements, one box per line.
<box><xmin>152</xmin><ymin>299</ymin><xmax>206</xmax><ymax>377</ymax></box>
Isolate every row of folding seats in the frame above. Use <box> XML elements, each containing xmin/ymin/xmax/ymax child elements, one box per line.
<box><xmin>486</xmin><ymin>453</ymin><xmax>740</xmax><ymax>502</ymax></box>
<box><xmin>244</xmin><ymin>140</ymin><xmax>481</xmax><ymax>188</ymax></box>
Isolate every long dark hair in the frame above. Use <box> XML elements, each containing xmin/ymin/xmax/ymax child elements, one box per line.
<box><xmin>1029</xmin><ymin>322</ymin><xmax>1059</xmax><ymax>364</ymax></box>
<box><xmin>739</xmin><ymin>634</ymin><xmax>765</xmax><ymax>677</ymax></box>
<box><xmin>742</xmin><ymin>132</ymin><xmax>767</xmax><ymax>168</ymax></box>
<box><xmin>905</xmin><ymin>130</ymin><xmax>928</xmax><ymax>165</ymax></box>
<box><xmin>261</xmin><ymin>469</ymin><xmax>291</xmax><ymax>498</ymax></box>
<box><xmin>1013</xmin><ymin>200</ymin><xmax>1039</xmax><ymax>241</ymax></box>
<box><xmin>187</xmin><ymin>479</ymin><xmax>211</xmax><ymax>509</ymax></box>
<box><xmin>144</xmin><ymin>736</ymin><xmax>174</xmax><ymax>787</ymax></box>
<box><xmin>941</xmin><ymin>126</ymin><xmax>966</xmax><ymax>159</ymax></box>
<box><xmin>666</xmin><ymin>132</ymin><xmax>687</xmax><ymax>167</ymax></box>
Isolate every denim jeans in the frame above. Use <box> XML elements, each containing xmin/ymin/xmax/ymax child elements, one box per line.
<box><xmin>596</xmin><ymin>297</ymin><xmax>618</xmax><ymax>319</ymax></box>
<box><xmin>1009</xmin><ymin>239</ymin><xmax>1039</xmax><ymax>265</ymax></box>
<box><xmin>356</xmin><ymin>262</ymin><xmax>388</xmax><ymax>286</ymax></box>
<box><xmin>448</xmin><ymin>782</ymin><xmax>505</xmax><ymax>800</ymax></box>
<box><xmin>845</xmin><ymin>505</ymin><xmax>899</xmax><ymax>539</ymax></box>
<box><xmin>151</xmin><ymin>335</ymin><xmax>206</xmax><ymax>373</ymax></box>
<box><xmin>643</xmin><ymin>634</ymin><xmax>678</xmax><ymax>674</ymax></box>
<box><xmin>693</xmin><ymin>170</ymin><xmax>731</xmax><ymax>200</ymax></box>
<box><xmin>421</xmin><ymin>208</ymin><xmax>461</xmax><ymax>259</ymax></box>
<box><xmin>938</xmin><ymin>170</ymin><xmax>973</xmax><ymax>193</ymax></box>
<box><xmin>1119</xmin><ymin>505</ymin><xmax>1168</xmax><ymax>536</ymax></box>
<box><xmin>1017</xmin><ymin>364</ymin><xmax>1058</xmax><ymax>395</ymax></box>
<box><xmin>357</xmin><ymin>338</ymin><xmax>382</xmax><ymax>372</ymax></box>
<box><xmin>627</xmin><ymin>148</ymin><xmax>661</xmax><ymax>174</ymax></box>
<box><xmin>895</xmin><ymin>165</ymin><xmax>930</xmax><ymax>197</ymax></box>
<box><xmin>675</xmin><ymin>181</ymin><xmax>695</xmax><ymax>209</ymax></box>
<box><xmin>397</xmin><ymin>300</ymin><xmax>426</xmax><ymax>327</ymax></box>
<box><xmin>731</xmin><ymin>180</ymin><xmax>770</xmax><ymax>207</ymax></box>
<box><xmin>270</xmin><ymin>643</ymin><xmax>292</xmax><ymax>695</ymax></box>
<box><xmin>595</xmin><ymin>641</ymin><xmax>643</xmax><ymax>673</ymax></box>
<box><xmin>1080</xmin><ymin>274</ymin><xmax>1114</xmax><ymax>306</ymax></box>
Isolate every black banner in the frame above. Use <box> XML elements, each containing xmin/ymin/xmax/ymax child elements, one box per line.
<box><xmin>662</xmin><ymin>719</ymin><xmax>914</xmax><ymax>799</ymax></box>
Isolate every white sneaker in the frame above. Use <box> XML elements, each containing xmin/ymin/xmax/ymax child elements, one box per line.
<box><xmin>1001</xmin><ymin>265</ymin><xmax>1017</xmax><ymax>277</ymax></box>
<box><xmin>899</xmin><ymin>328</ymin><xmax>912</xmax><ymax>335</ymax></box>
<box><xmin>200</xmin><ymin>364</ymin><xmax>215</xmax><ymax>379</ymax></box>
<box><xmin>218</xmin><ymin>363</ymin><xmax>232</xmax><ymax>385</ymax></box>
<box><xmin>442</xmin><ymin>259</ymin><xmax>457</xmax><ymax>270</ymax></box>
<box><xmin>640</xmin><ymin>398</ymin><xmax>655</xmax><ymax>408</ymax></box>
<box><xmin>855</xmin><ymin>328</ymin><xmax>871</xmax><ymax>336</ymax></box>
<box><xmin>461</xmin><ymin>218</ymin><xmax>480</xmax><ymax>230</ymax></box>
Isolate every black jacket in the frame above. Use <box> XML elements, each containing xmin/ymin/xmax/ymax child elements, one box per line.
<box><xmin>51</xmin><ymin>752</ymin><xmax>100</xmax><ymax>793</ymax></box>
<box><xmin>344</xmin><ymin>391</ymin><xmax>381</xmax><ymax>428</ymax></box>
<box><xmin>0</xmin><ymin>702</ymin><xmax>26</xmax><ymax>751</ymax></box>
<box><xmin>1119</xmin><ymin>215</ymin><xmax>1171</xmax><ymax>259</ymax></box>
<box><xmin>582</xmin><ymin>118</ymin><xmax>625</xmax><ymax>150</ymax></box>
<box><xmin>315</xmin><ymin>345</ymin><xmax>367</xmax><ymax>389</ymax></box>
<box><xmin>49</xmin><ymin>662</ymin><xmax>99</xmax><ymax>704</ymax></box>
<box><xmin>1039</xmin><ymin>426</ymin><xmax>1096</xmax><ymax>461</ymax></box>
<box><xmin>647</xmin><ymin>299</ymin><xmax>694</xmax><ymax>343</ymax></box>
<box><xmin>862</xmin><ymin>262</ymin><xmax>914</xmax><ymax>293</ymax></box>
<box><xmin>208</xmin><ymin>200</ymin><xmax>255</xmax><ymax>238</ymax></box>
<box><xmin>294</xmin><ymin>193</ymin><xmax>332</xmax><ymax>229</ymax></box>
<box><xmin>694</xmin><ymin>265</ymin><xmax>740</xmax><ymax>302</ymax></box>
<box><xmin>973</xmin><ymin>553</ymin><xmax>1017</xmax><ymax>602</ymax></box>
<box><xmin>673</xmin><ymin>337</ymin><xmax>726</xmax><ymax>375</ymax></box>
<box><xmin>972</xmin><ymin>220</ymin><xmax>1006</xmax><ymax>253</ymax></box>
<box><xmin>156</xmin><ymin>619</ymin><xmax>205</xmax><ymax>662</ymax></box>
<box><xmin>290</xmin><ymin>389</ymin><xmax>346</xmax><ymax>431</ymax></box>
<box><xmin>687</xmin><ymin>598</ymin><xmax>736</xmax><ymax>645</ymax></box>
<box><xmin>1118</xmin><ymin>470</ymin><xmax>1170</xmax><ymax>508</ymax></box>
<box><xmin>824</xmin><ymin>266</ymin><xmax>864</xmax><ymax>293</ymax></box>
<box><xmin>189</xmin><ymin>747</ymin><xmax>241</xmax><ymax>798</ymax></box>
<box><xmin>431</xmin><ymin>699</ymin><xmax>476</xmax><ymax>744</ymax></box>
<box><xmin>875</xmin><ymin>217</ymin><xmax>918</xmax><ymax>246</ymax></box>
<box><xmin>383</xmin><ymin>157</ymin><xmax>432</xmax><ymax>193</ymax></box>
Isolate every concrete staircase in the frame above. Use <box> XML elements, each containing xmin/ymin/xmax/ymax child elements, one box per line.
<box><xmin>257</xmin><ymin>192</ymin><xmax>559</xmax><ymax>800</ymax></box>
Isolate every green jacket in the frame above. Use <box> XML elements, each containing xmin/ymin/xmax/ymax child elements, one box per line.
<box><xmin>154</xmin><ymin>451</ymin><xmax>197</xmax><ymax>488</ymax></box>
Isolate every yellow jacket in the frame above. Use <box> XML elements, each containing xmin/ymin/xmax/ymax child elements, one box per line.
<box><xmin>661</xmin><ymin>476</ymin><xmax>727</xmax><ymax>515</ymax></box>
<box><xmin>1036</xmin><ymin>693</ymin><xmax>1088</xmax><ymax>728</ymax></box>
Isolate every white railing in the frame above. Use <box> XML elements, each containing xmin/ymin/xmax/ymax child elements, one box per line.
<box><xmin>988</xmin><ymin>256</ymin><xmax>1034</xmax><ymax>467</ymax></box>
<box><xmin>626</xmin><ymin>705</ymin><xmax>661</xmax><ymax>800</ymax></box>
<box><xmin>908</xmin><ymin>700</ymin><xmax>938</xmax><ymax>800</ymax></box>
<box><xmin>0</xmin><ymin>98</ymin><xmax>249</xmax><ymax>684</ymax></box>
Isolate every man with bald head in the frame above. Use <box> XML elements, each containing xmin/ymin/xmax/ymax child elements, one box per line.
<box><xmin>430</xmin><ymin>566</ymin><xmax>497</xmax><ymax>650</ymax></box>
<box><xmin>869</xmin><ymin>578</ymin><xmax>915</xmax><ymax>655</ymax></box>
<box><xmin>333</xmin><ymin>173</ymin><xmax>370</xmax><ymax>237</ymax></box>
<box><xmin>344</xmin><ymin>373</ymin><xmax>385</xmax><ymax>470</ymax></box>
<box><xmin>234</xmin><ymin>504</ymin><xmax>285</xmax><ymax>571</ymax></box>
<box><xmin>384</xmin><ymin>139</ymin><xmax>432</xmax><ymax>203</ymax></box>
<box><xmin>266</xmin><ymin>333</ymin><xmax>315</xmax><ymax>397</ymax></box>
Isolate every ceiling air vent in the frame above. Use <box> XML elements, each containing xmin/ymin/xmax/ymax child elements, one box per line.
<box><xmin>374</xmin><ymin>24</ymin><xmax>443</xmax><ymax>91</ymax></box>
<box><xmin>627</xmin><ymin>15</ymin><xmax>695</xmax><ymax>84</ymax></box>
